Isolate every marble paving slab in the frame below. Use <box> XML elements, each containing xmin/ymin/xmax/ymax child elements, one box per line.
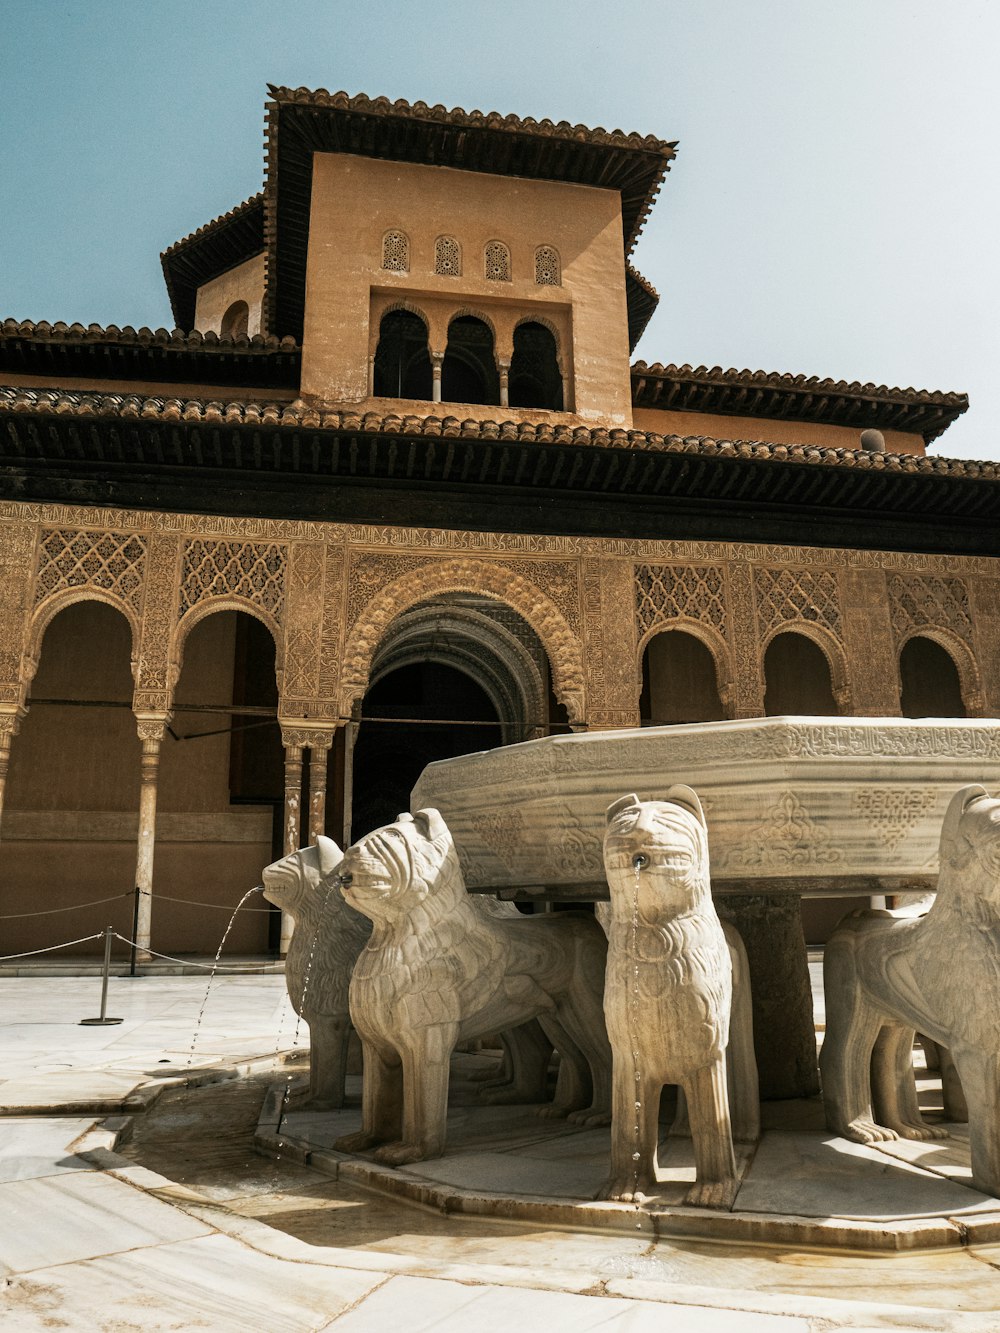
<box><xmin>2</xmin><ymin>1231</ymin><xmax>386</xmax><ymax>1333</ymax></box>
<box><xmin>0</xmin><ymin>1170</ymin><xmax>212</xmax><ymax>1274</ymax></box>
<box><xmin>323</xmin><ymin>1272</ymin><xmax>810</xmax><ymax>1332</ymax></box>
<box><xmin>0</xmin><ymin>1117</ymin><xmax>97</xmax><ymax>1182</ymax></box>
<box><xmin>733</xmin><ymin>1130</ymin><xmax>996</xmax><ymax>1219</ymax></box>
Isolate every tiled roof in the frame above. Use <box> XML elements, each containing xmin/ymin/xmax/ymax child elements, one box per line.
<box><xmin>0</xmin><ymin>385</ymin><xmax>992</xmax><ymax>479</ymax></box>
<box><xmin>0</xmin><ymin>319</ymin><xmax>299</xmax><ymax>391</ymax></box>
<box><xmin>631</xmin><ymin>361</ymin><xmax>969</xmax><ymax>444</ymax></box>
<box><xmin>263</xmin><ymin>86</ymin><xmax>677</xmax><ymax>341</ymax></box>
<box><xmin>625</xmin><ymin>266</ymin><xmax>659</xmax><ymax>350</ymax></box>
<box><xmin>160</xmin><ymin>194</ymin><xmax>265</xmax><ymax>329</ymax></box>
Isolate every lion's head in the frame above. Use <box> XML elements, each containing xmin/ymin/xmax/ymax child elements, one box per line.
<box><xmin>603</xmin><ymin>787</ymin><xmax>711</xmax><ymax>922</ymax></box>
<box><xmin>337</xmin><ymin>808</ymin><xmax>464</xmax><ymax>926</ymax></box>
<box><xmin>937</xmin><ymin>784</ymin><xmax>1000</xmax><ymax>908</ymax></box>
<box><xmin>262</xmin><ymin>834</ymin><xmax>343</xmax><ymax>921</ymax></box>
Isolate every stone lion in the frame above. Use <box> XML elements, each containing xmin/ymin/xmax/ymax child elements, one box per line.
<box><xmin>821</xmin><ymin>784</ymin><xmax>1000</xmax><ymax>1197</ymax></box>
<box><xmin>333</xmin><ymin>808</ymin><xmax>612</xmax><ymax>1167</ymax></box>
<box><xmin>261</xmin><ymin>835</ymin><xmax>371</xmax><ymax>1109</ymax></box>
<box><xmin>600</xmin><ymin>789</ymin><xmax>757</xmax><ymax>1209</ymax></box>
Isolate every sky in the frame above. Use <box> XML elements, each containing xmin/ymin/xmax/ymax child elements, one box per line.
<box><xmin>1</xmin><ymin>1</ymin><xmax>997</xmax><ymax>459</ymax></box>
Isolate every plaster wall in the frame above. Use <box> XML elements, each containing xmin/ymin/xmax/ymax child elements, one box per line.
<box><xmin>301</xmin><ymin>155</ymin><xmax>632</xmax><ymax>425</ymax></box>
<box><xmin>194</xmin><ymin>252</ymin><xmax>266</xmax><ymax>336</ymax></box>
<box><xmin>631</xmin><ymin>406</ymin><xmax>926</xmax><ymax>455</ymax></box>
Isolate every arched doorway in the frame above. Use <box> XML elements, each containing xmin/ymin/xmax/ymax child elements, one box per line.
<box><xmin>899</xmin><ymin>635</ymin><xmax>966</xmax><ymax>717</ymax></box>
<box><xmin>348</xmin><ymin>594</ymin><xmax>556</xmax><ymax>841</ymax></box>
<box><xmin>157</xmin><ymin>609</ymin><xmax>283</xmax><ymax>953</ymax></box>
<box><xmin>509</xmin><ymin>322</ymin><xmax>563</xmax><ymax>411</ymax></box>
<box><xmin>2</xmin><ymin>600</ymin><xmax>139</xmax><ymax>955</ymax></box>
<box><xmin>373</xmin><ymin>309</ymin><xmax>433</xmax><ymax>400</ymax></box>
<box><xmin>640</xmin><ymin>629</ymin><xmax>725</xmax><ymax>724</ymax></box>
<box><xmin>442</xmin><ymin>315</ymin><xmax>500</xmax><ymax>405</ymax></box>
<box><xmin>764</xmin><ymin>631</ymin><xmax>838</xmax><ymax>715</ymax></box>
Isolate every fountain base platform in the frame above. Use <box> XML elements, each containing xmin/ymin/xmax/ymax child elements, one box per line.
<box><xmin>255</xmin><ymin>1051</ymin><xmax>1000</xmax><ymax>1253</ymax></box>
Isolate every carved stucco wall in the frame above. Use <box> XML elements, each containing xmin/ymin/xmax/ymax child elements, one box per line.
<box><xmin>1</xmin><ymin>502</ymin><xmax>999</xmax><ymax>736</ymax></box>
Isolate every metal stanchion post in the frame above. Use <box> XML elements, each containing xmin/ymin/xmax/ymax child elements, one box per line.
<box><xmin>80</xmin><ymin>925</ymin><xmax>123</xmax><ymax>1026</ymax></box>
<box><xmin>129</xmin><ymin>886</ymin><xmax>140</xmax><ymax>977</ymax></box>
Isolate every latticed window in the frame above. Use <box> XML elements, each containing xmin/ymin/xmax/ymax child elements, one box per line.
<box><xmin>484</xmin><ymin>240</ymin><xmax>511</xmax><ymax>282</ymax></box>
<box><xmin>534</xmin><ymin>245</ymin><xmax>560</xmax><ymax>286</ymax></box>
<box><xmin>434</xmin><ymin>235</ymin><xmax>461</xmax><ymax>276</ymax></box>
<box><xmin>382</xmin><ymin>230</ymin><xmax>409</xmax><ymax>272</ymax></box>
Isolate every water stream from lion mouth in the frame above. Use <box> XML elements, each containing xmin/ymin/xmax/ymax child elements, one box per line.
<box><xmin>187</xmin><ymin>885</ymin><xmax>264</xmax><ymax>1068</ymax></box>
<box><xmin>629</xmin><ymin>859</ymin><xmax>645</xmax><ymax>1227</ymax></box>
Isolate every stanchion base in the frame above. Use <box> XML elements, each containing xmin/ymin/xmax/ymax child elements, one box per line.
<box><xmin>79</xmin><ymin>1017</ymin><xmax>123</xmax><ymax>1026</ymax></box>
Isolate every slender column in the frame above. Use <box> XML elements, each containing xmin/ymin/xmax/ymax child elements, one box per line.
<box><xmin>307</xmin><ymin>731</ymin><xmax>336</xmax><ymax>844</ymax></box>
<box><xmin>279</xmin><ymin>733</ymin><xmax>305</xmax><ymax>954</ymax></box>
<box><xmin>431</xmin><ymin>351</ymin><xmax>444</xmax><ymax>404</ymax></box>
<box><xmin>498</xmin><ymin>359</ymin><xmax>511</xmax><ymax>409</ymax></box>
<box><xmin>0</xmin><ymin>708</ymin><xmax>25</xmax><ymax>841</ymax></box>
<box><xmin>133</xmin><ymin>715</ymin><xmax>169</xmax><ymax>959</ymax></box>
<box><xmin>342</xmin><ymin>721</ymin><xmax>358</xmax><ymax>848</ymax></box>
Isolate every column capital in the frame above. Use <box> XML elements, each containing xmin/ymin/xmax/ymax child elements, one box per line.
<box><xmin>134</xmin><ymin>712</ymin><xmax>172</xmax><ymax>744</ymax></box>
<box><xmin>279</xmin><ymin>721</ymin><xmax>339</xmax><ymax>750</ymax></box>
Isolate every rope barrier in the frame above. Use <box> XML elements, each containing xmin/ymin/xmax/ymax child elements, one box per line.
<box><xmin>137</xmin><ymin>889</ymin><xmax>274</xmax><ymax>914</ymax></box>
<box><xmin>0</xmin><ymin>932</ymin><xmax>104</xmax><ymax>961</ymax></box>
<box><xmin>0</xmin><ymin>892</ymin><xmax>133</xmax><ymax>920</ymax></box>
<box><xmin>111</xmin><ymin>931</ymin><xmax>279</xmax><ymax>973</ymax></box>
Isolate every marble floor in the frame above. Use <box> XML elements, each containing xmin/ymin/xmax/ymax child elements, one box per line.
<box><xmin>2</xmin><ymin>973</ymin><xmax>1000</xmax><ymax>1331</ymax></box>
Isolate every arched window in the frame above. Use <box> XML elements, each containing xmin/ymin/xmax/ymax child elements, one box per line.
<box><xmin>373</xmin><ymin>309</ymin><xmax>432</xmax><ymax>400</ymax></box>
<box><xmin>442</xmin><ymin>315</ymin><xmax>500</xmax><ymax>406</ymax></box>
<box><xmin>640</xmin><ymin>630</ymin><xmax>724</xmax><ymax>725</ymax></box>
<box><xmin>534</xmin><ymin>245</ymin><xmax>560</xmax><ymax>286</ymax></box>
<box><xmin>484</xmin><ymin>240</ymin><xmax>511</xmax><ymax>282</ymax></box>
<box><xmin>220</xmin><ymin>300</ymin><xmax>249</xmax><ymax>339</ymax></box>
<box><xmin>899</xmin><ymin>636</ymin><xmax>966</xmax><ymax>717</ymax></box>
<box><xmin>763</xmin><ymin>632</ymin><xmax>838</xmax><ymax>716</ymax></box>
<box><xmin>434</xmin><ymin>235</ymin><xmax>461</xmax><ymax>276</ymax></box>
<box><xmin>382</xmin><ymin>230</ymin><xmax>409</xmax><ymax>273</ymax></box>
<box><xmin>509</xmin><ymin>322</ymin><xmax>563</xmax><ymax>411</ymax></box>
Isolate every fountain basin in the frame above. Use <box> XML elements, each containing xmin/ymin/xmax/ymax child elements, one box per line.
<box><xmin>412</xmin><ymin>717</ymin><xmax>1000</xmax><ymax>900</ymax></box>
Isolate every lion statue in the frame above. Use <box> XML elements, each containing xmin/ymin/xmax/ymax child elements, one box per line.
<box><xmin>261</xmin><ymin>835</ymin><xmax>371</xmax><ymax>1109</ymax></box>
<box><xmin>332</xmin><ymin>808</ymin><xmax>612</xmax><ymax>1167</ymax></box>
<box><xmin>599</xmin><ymin>789</ymin><xmax>758</xmax><ymax>1209</ymax></box>
<box><xmin>821</xmin><ymin>784</ymin><xmax>1000</xmax><ymax>1198</ymax></box>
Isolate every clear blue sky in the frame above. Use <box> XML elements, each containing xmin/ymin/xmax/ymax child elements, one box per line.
<box><xmin>2</xmin><ymin>1</ymin><xmax>996</xmax><ymax>458</ymax></box>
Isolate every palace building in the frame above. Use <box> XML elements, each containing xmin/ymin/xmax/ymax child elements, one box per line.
<box><xmin>0</xmin><ymin>86</ymin><xmax>994</xmax><ymax>962</ymax></box>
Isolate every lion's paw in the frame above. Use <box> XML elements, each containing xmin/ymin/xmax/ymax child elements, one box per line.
<box><xmin>535</xmin><ymin>1104</ymin><xmax>570</xmax><ymax>1120</ymax></box>
<box><xmin>843</xmin><ymin>1117</ymin><xmax>900</xmax><ymax>1145</ymax></box>
<box><xmin>373</xmin><ymin>1141</ymin><xmax>431</xmax><ymax>1167</ymax></box>
<box><xmin>896</xmin><ymin>1122</ymin><xmax>950</xmax><ymax>1141</ymax></box>
<box><xmin>567</xmin><ymin>1107</ymin><xmax>612</xmax><ymax>1128</ymax></box>
<box><xmin>684</xmin><ymin>1177</ymin><xmax>738</xmax><ymax>1210</ymax></box>
<box><xmin>333</xmin><ymin>1130</ymin><xmax>381</xmax><ymax>1154</ymax></box>
<box><xmin>596</xmin><ymin>1176</ymin><xmax>651</xmax><ymax>1204</ymax></box>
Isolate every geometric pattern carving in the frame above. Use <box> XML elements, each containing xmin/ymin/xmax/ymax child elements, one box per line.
<box><xmin>434</xmin><ymin>235</ymin><xmax>461</xmax><ymax>276</ymax></box>
<box><xmin>534</xmin><ymin>245</ymin><xmax>560</xmax><ymax>286</ymax></box>
<box><xmin>34</xmin><ymin>528</ymin><xmax>146</xmax><ymax>612</ymax></box>
<box><xmin>754</xmin><ymin>566</ymin><xmax>841</xmax><ymax>637</ymax></box>
<box><xmin>635</xmin><ymin>563</ymin><xmax>726</xmax><ymax>639</ymax></box>
<box><xmin>179</xmin><ymin>540</ymin><xmax>285</xmax><ymax>620</ymax></box>
<box><xmin>853</xmin><ymin>787</ymin><xmax>938</xmax><ymax>851</ymax></box>
<box><xmin>888</xmin><ymin>574</ymin><xmax>973</xmax><ymax>647</ymax></box>
<box><xmin>382</xmin><ymin>230</ymin><xmax>408</xmax><ymax>272</ymax></box>
<box><xmin>485</xmin><ymin>240</ymin><xmax>511</xmax><ymax>282</ymax></box>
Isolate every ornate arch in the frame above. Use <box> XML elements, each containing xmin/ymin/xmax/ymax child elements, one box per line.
<box><xmin>636</xmin><ymin>618</ymin><xmax>734</xmax><ymax>715</ymax></box>
<box><xmin>340</xmin><ymin>558</ymin><xmax>585</xmax><ymax>724</ymax></box>
<box><xmin>897</xmin><ymin>627</ymin><xmax>984</xmax><ymax>716</ymax></box>
<box><xmin>447</xmin><ymin>307</ymin><xmax>499</xmax><ymax>342</ymax></box>
<box><xmin>761</xmin><ymin>620</ymin><xmax>853</xmax><ymax>714</ymax></box>
<box><xmin>376</xmin><ymin>299</ymin><xmax>431</xmax><ymax>330</ymax></box>
<box><xmin>171</xmin><ymin>598</ymin><xmax>283</xmax><ymax>695</ymax></box>
<box><xmin>27</xmin><ymin>589</ymin><xmax>140</xmax><ymax>689</ymax></box>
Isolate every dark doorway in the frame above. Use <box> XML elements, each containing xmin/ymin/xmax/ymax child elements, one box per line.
<box><xmin>763</xmin><ymin>632</ymin><xmax>838</xmax><ymax>716</ymax></box>
<box><xmin>351</xmin><ymin>662</ymin><xmax>502</xmax><ymax>839</ymax></box>
<box><xmin>373</xmin><ymin>309</ymin><xmax>433</xmax><ymax>400</ymax></box>
<box><xmin>640</xmin><ymin>630</ymin><xmax>725</xmax><ymax>724</ymax></box>
<box><xmin>509</xmin><ymin>322</ymin><xmax>563</xmax><ymax>411</ymax></box>
<box><xmin>899</xmin><ymin>636</ymin><xmax>966</xmax><ymax>718</ymax></box>
<box><xmin>442</xmin><ymin>316</ymin><xmax>500</xmax><ymax>406</ymax></box>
